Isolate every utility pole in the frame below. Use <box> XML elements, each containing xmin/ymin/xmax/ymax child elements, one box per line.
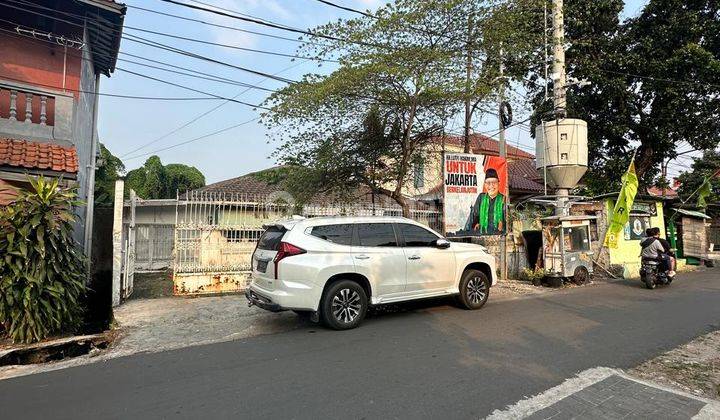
<box><xmin>552</xmin><ymin>0</ymin><xmax>566</xmax><ymax>118</ymax></box>
<box><xmin>463</xmin><ymin>13</ymin><xmax>473</xmax><ymax>153</ymax></box>
<box><xmin>498</xmin><ymin>46</ymin><xmax>508</xmax><ymax>281</ymax></box>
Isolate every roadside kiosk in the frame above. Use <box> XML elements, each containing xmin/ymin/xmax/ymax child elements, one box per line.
<box><xmin>541</xmin><ymin>215</ymin><xmax>596</xmax><ymax>285</ymax></box>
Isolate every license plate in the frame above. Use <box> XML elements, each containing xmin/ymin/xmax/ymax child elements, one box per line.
<box><xmin>256</xmin><ymin>259</ymin><xmax>268</xmax><ymax>273</ymax></box>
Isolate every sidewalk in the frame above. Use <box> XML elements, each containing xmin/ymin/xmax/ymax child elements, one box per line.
<box><xmin>488</xmin><ymin>367</ymin><xmax>720</xmax><ymax>419</ymax></box>
<box><xmin>489</xmin><ymin>329</ymin><xmax>720</xmax><ymax>419</ymax></box>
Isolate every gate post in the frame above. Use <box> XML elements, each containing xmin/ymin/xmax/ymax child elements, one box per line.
<box><xmin>122</xmin><ymin>190</ymin><xmax>137</xmax><ymax>299</ymax></box>
<box><xmin>111</xmin><ymin>179</ymin><xmax>124</xmax><ymax>307</ymax></box>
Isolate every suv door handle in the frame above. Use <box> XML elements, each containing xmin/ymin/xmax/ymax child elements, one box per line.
<box><xmin>355</xmin><ymin>255</ymin><xmax>370</xmax><ymax>260</ymax></box>
<box><xmin>408</xmin><ymin>255</ymin><xmax>421</xmax><ymax>260</ymax></box>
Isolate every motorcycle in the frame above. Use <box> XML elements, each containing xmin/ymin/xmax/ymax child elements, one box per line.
<box><xmin>639</xmin><ymin>259</ymin><xmax>673</xmax><ymax>289</ymax></box>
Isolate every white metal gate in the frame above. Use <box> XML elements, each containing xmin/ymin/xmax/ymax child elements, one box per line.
<box><xmin>173</xmin><ymin>191</ymin><xmax>292</xmax><ymax>295</ymax></box>
<box><xmin>135</xmin><ymin>224</ymin><xmax>175</xmax><ymax>270</ymax></box>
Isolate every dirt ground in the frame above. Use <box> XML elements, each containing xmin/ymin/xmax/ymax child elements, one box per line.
<box><xmin>130</xmin><ymin>271</ymin><xmax>174</xmax><ymax>299</ymax></box>
<box><xmin>492</xmin><ymin>275</ymin><xmax>610</xmax><ymax>298</ymax></box>
<box><xmin>630</xmin><ymin>330</ymin><xmax>720</xmax><ymax>401</ymax></box>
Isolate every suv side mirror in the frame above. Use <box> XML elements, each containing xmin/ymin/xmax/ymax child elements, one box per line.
<box><xmin>435</xmin><ymin>238</ymin><xmax>451</xmax><ymax>249</ymax></box>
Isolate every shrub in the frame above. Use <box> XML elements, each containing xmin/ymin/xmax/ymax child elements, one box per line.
<box><xmin>0</xmin><ymin>177</ymin><xmax>87</xmax><ymax>344</ymax></box>
<box><xmin>520</xmin><ymin>267</ymin><xmax>546</xmax><ymax>285</ymax></box>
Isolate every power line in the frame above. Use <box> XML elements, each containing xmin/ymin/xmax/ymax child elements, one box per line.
<box><xmin>118</xmin><ymin>57</ymin><xmax>277</xmax><ymax>91</ymax></box>
<box><xmin>122</xmin><ymin>33</ymin><xmax>298</xmax><ymax>83</ymax></box>
<box><xmin>5</xmin><ymin>0</ymin><xmax>334</xmax><ymax>49</ymax></box>
<box><xmin>0</xmin><ymin>74</ymin><xmax>223</xmax><ymax>101</ymax></box>
<box><xmin>0</xmin><ymin>16</ymin><xmax>301</xmax><ymax>158</ymax></box>
<box><xmin>313</xmin><ymin>0</ymin><xmax>376</xmax><ymax>18</ymax></box>
<box><xmin>155</xmin><ymin>0</ymin><xmax>392</xmax><ymax>50</ymax></box>
<box><xmin>117</xmin><ymin>66</ymin><xmax>270</xmax><ymax>110</ymax></box>
<box><xmin>120</xmin><ymin>60</ymin><xmax>308</xmax><ymax>158</ymax></box>
<box><xmin>123</xmin><ymin>26</ymin><xmax>339</xmax><ymax>63</ymax></box>
<box><xmin>0</xmin><ymin>1</ymin><xmax>299</xmax><ymax>84</ymax></box>
<box><xmin>184</xmin><ymin>0</ymin><xmax>279</xmax><ymax>23</ymax></box>
<box><xmin>0</xmin><ymin>25</ymin><xmax>281</xmax><ymax>93</ymax></box>
<box><xmin>123</xmin><ymin>117</ymin><xmax>261</xmax><ymax>161</ymax></box>
<box><xmin>2</xmin><ymin>22</ymin><xmax>274</xmax><ymax>109</ymax></box>
<box><xmin>125</xmin><ymin>3</ymin><xmax>333</xmax><ymax>48</ymax></box>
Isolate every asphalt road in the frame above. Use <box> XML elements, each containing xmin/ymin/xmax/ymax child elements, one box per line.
<box><xmin>2</xmin><ymin>269</ymin><xmax>719</xmax><ymax>420</ymax></box>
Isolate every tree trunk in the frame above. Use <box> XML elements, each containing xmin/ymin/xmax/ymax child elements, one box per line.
<box><xmin>395</xmin><ymin>194</ymin><xmax>411</xmax><ymax>218</ymax></box>
<box><xmin>376</xmin><ymin>187</ymin><xmax>411</xmax><ymax>218</ymax></box>
<box><xmin>635</xmin><ymin>142</ymin><xmax>655</xmax><ymax>192</ymax></box>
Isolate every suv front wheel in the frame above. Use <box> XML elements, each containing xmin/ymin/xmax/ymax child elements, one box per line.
<box><xmin>457</xmin><ymin>269</ymin><xmax>490</xmax><ymax>310</ymax></box>
<box><xmin>321</xmin><ymin>280</ymin><xmax>368</xmax><ymax>330</ymax></box>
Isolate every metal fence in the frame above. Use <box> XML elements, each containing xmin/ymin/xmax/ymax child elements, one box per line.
<box><xmin>135</xmin><ymin>224</ymin><xmax>175</xmax><ymax>271</ymax></box>
<box><xmin>173</xmin><ymin>191</ymin><xmax>442</xmax><ymax>295</ymax></box>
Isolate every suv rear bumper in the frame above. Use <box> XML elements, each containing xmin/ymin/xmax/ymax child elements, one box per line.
<box><xmin>245</xmin><ymin>288</ymin><xmax>283</xmax><ymax>312</ymax></box>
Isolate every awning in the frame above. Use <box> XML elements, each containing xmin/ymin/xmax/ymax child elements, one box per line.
<box><xmin>674</xmin><ymin>208</ymin><xmax>711</xmax><ymax>219</ymax></box>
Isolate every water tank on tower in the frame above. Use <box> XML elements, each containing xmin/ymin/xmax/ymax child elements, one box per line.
<box><xmin>535</xmin><ymin>119</ymin><xmax>588</xmax><ymax>193</ymax></box>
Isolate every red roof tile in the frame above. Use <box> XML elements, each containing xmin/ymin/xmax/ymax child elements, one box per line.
<box><xmin>0</xmin><ymin>138</ymin><xmax>78</xmax><ymax>174</ymax></box>
<box><xmin>436</xmin><ymin>134</ymin><xmax>535</xmax><ymax>159</ymax></box>
<box><xmin>647</xmin><ymin>186</ymin><xmax>679</xmax><ymax>198</ymax></box>
<box><xmin>508</xmin><ymin>159</ymin><xmax>544</xmax><ymax>192</ymax></box>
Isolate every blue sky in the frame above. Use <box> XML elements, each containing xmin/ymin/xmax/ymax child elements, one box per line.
<box><xmin>100</xmin><ymin>0</ymin><xmax>650</xmax><ymax>184</ymax></box>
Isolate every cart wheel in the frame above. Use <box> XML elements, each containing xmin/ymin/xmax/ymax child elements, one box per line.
<box><xmin>572</xmin><ymin>266</ymin><xmax>590</xmax><ymax>285</ymax></box>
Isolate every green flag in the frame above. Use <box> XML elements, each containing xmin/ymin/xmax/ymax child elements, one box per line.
<box><xmin>604</xmin><ymin>160</ymin><xmax>639</xmax><ymax>249</ymax></box>
<box><xmin>697</xmin><ymin>177</ymin><xmax>711</xmax><ymax>208</ymax></box>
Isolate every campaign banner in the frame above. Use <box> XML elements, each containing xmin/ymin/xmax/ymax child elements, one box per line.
<box><xmin>444</xmin><ymin>153</ymin><xmax>508</xmax><ymax>237</ymax></box>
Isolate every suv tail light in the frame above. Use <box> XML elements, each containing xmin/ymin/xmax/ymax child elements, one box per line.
<box><xmin>273</xmin><ymin>242</ymin><xmax>306</xmax><ymax>279</ymax></box>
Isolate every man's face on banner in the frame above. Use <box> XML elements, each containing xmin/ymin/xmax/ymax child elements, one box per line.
<box><xmin>485</xmin><ymin>176</ymin><xmax>499</xmax><ymax>198</ymax></box>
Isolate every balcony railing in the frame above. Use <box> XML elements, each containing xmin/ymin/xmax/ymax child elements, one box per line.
<box><xmin>0</xmin><ymin>79</ymin><xmax>73</xmax><ymax>144</ymax></box>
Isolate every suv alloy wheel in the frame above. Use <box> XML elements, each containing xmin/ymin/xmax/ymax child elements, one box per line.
<box><xmin>321</xmin><ymin>280</ymin><xmax>368</xmax><ymax>330</ymax></box>
<box><xmin>457</xmin><ymin>269</ymin><xmax>490</xmax><ymax>310</ymax></box>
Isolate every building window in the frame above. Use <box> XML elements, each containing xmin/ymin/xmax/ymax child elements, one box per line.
<box><xmin>413</xmin><ymin>161</ymin><xmax>425</xmax><ymax>189</ymax></box>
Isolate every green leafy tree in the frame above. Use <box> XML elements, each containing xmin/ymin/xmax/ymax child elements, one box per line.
<box><xmin>676</xmin><ymin>150</ymin><xmax>720</xmax><ymax>205</ymax></box>
<box><xmin>94</xmin><ymin>143</ymin><xmax>125</xmax><ymax>205</ymax></box>
<box><xmin>529</xmin><ymin>0</ymin><xmax>720</xmax><ymax>194</ymax></box>
<box><xmin>266</xmin><ymin>0</ymin><xmax>539</xmax><ymax>215</ymax></box>
<box><xmin>281</xmin><ymin>108</ymin><xmax>405</xmax><ymax>207</ymax></box>
<box><xmin>126</xmin><ymin>156</ymin><xmax>205</xmax><ymax>199</ymax></box>
<box><xmin>0</xmin><ymin>177</ymin><xmax>86</xmax><ymax>344</ymax></box>
<box><xmin>164</xmin><ymin>164</ymin><xmax>206</xmax><ymax>197</ymax></box>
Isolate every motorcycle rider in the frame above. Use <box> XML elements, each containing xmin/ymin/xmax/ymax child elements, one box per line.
<box><xmin>640</xmin><ymin>227</ymin><xmax>676</xmax><ymax>277</ymax></box>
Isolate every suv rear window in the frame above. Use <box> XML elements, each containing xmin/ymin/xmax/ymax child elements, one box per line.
<box><xmin>311</xmin><ymin>224</ymin><xmax>353</xmax><ymax>245</ymax></box>
<box><xmin>358</xmin><ymin>223</ymin><xmax>398</xmax><ymax>247</ymax></box>
<box><xmin>257</xmin><ymin>226</ymin><xmax>287</xmax><ymax>250</ymax></box>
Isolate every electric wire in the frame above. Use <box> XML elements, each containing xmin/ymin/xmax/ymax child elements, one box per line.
<box><xmin>0</xmin><ymin>74</ymin><xmax>223</xmax><ymax>101</ymax></box>
<box><xmin>0</xmin><ymin>25</ymin><xmax>280</xmax><ymax>93</ymax></box>
<box><xmin>123</xmin><ymin>117</ymin><xmax>261</xmax><ymax>161</ymax></box>
<box><xmin>120</xmin><ymin>60</ymin><xmax>308</xmax><ymax>158</ymax></box>
<box><xmin>0</xmin><ymin>1</ymin><xmax>301</xmax><ymax>83</ymax></box>
<box><xmin>117</xmin><ymin>66</ymin><xmax>270</xmax><ymax>110</ymax></box>
<box><xmin>155</xmin><ymin>0</ymin><xmax>392</xmax><ymax>50</ymax></box>
<box><xmin>312</xmin><ymin>0</ymin><xmax>377</xmax><ymax>18</ymax></box>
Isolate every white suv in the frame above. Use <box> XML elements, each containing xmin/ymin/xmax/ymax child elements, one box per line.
<box><xmin>246</xmin><ymin>216</ymin><xmax>497</xmax><ymax>329</ymax></box>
